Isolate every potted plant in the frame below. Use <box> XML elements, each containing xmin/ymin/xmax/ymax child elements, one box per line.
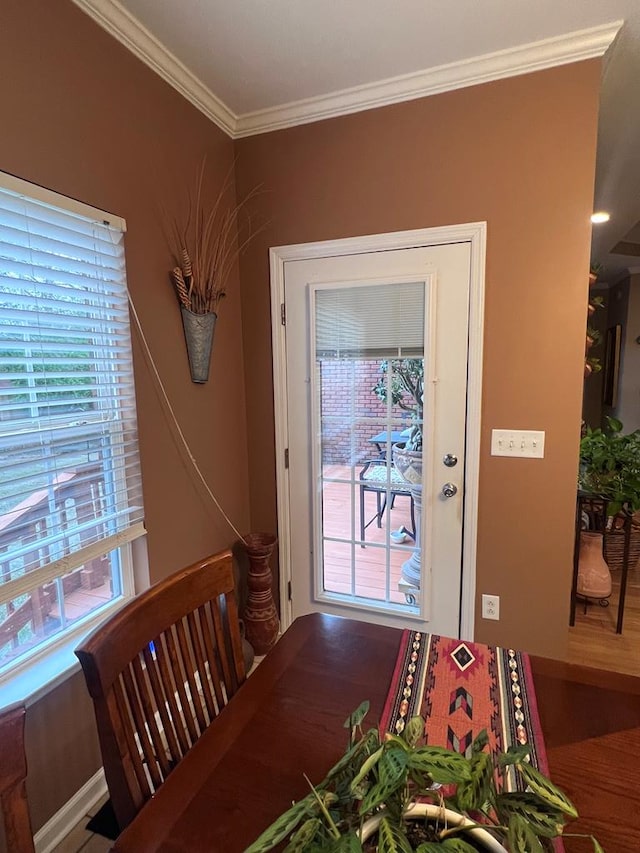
<box><xmin>372</xmin><ymin>359</ymin><xmax>424</xmax><ymax>451</ymax></box>
<box><xmin>579</xmin><ymin>417</ymin><xmax>640</xmax><ymax>572</ymax></box>
<box><xmin>588</xmin><ymin>261</ymin><xmax>603</xmax><ymax>288</ymax></box>
<box><xmin>579</xmin><ymin>417</ymin><xmax>640</xmax><ymax>517</ymax></box>
<box><xmin>246</xmin><ymin>701</ymin><xmax>602</xmax><ymax>852</ymax></box>
<box><xmin>587</xmin><ymin>295</ymin><xmax>604</xmax><ymax>317</ymax></box>
<box><xmin>585</xmin><ymin>327</ymin><xmax>601</xmax><ymax>353</ymax></box>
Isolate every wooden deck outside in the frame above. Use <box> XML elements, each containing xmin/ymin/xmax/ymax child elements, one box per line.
<box><xmin>321</xmin><ymin>465</ymin><xmax>415</xmax><ymax>607</ymax></box>
<box><xmin>50</xmin><ymin>575</ymin><xmax>113</xmax><ymax>623</ymax></box>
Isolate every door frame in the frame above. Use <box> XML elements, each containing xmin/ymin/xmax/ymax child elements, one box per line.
<box><xmin>269</xmin><ymin>223</ymin><xmax>487</xmax><ymax>639</ymax></box>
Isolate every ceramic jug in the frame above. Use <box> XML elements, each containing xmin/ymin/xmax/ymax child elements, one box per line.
<box><xmin>577</xmin><ymin>531</ymin><xmax>612</xmax><ymax>599</ymax></box>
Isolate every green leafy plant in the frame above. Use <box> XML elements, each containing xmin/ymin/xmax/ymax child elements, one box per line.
<box><xmin>579</xmin><ymin>417</ymin><xmax>640</xmax><ymax>515</ymax></box>
<box><xmin>372</xmin><ymin>359</ymin><xmax>424</xmax><ymax>451</ymax></box>
<box><xmin>246</xmin><ymin>701</ymin><xmax>602</xmax><ymax>853</ymax></box>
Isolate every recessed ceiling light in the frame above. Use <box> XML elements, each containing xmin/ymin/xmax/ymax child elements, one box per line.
<box><xmin>591</xmin><ymin>211</ymin><xmax>611</xmax><ymax>224</ymax></box>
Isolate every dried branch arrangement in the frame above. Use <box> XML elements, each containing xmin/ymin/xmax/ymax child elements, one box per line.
<box><xmin>166</xmin><ymin>159</ymin><xmax>262</xmax><ymax>315</ymax></box>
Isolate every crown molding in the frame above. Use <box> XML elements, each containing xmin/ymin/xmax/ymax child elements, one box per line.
<box><xmin>71</xmin><ymin>3</ymin><xmax>621</xmax><ymax>140</ymax></box>
<box><xmin>71</xmin><ymin>0</ymin><xmax>237</xmax><ymax>136</ymax></box>
<box><xmin>235</xmin><ymin>21</ymin><xmax>622</xmax><ymax>137</ymax></box>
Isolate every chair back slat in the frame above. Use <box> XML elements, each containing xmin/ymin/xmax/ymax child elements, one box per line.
<box><xmin>175</xmin><ymin>616</ymin><xmax>207</xmax><ymax>736</ymax></box>
<box><xmin>163</xmin><ymin>624</ymin><xmax>199</xmax><ymax>746</ymax></box>
<box><xmin>141</xmin><ymin>644</ymin><xmax>182</xmax><ymax>765</ymax></box>
<box><xmin>188</xmin><ymin>608</ymin><xmax>217</xmax><ymax>721</ymax></box>
<box><xmin>75</xmin><ymin>550</ymin><xmax>246</xmax><ymax>830</ymax></box>
<box><xmin>223</xmin><ymin>590</ymin><xmax>245</xmax><ymax>696</ymax></box>
<box><xmin>210</xmin><ymin>597</ymin><xmax>235</xmax><ymax>691</ymax></box>
<box><xmin>204</xmin><ymin>604</ymin><xmax>226</xmax><ymax>708</ymax></box>
<box><xmin>121</xmin><ymin>665</ymin><xmax>164</xmax><ymax>792</ymax></box>
<box><xmin>0</xmin><ymin>703</ymin><xmax>35</xmax><ymax>853</ymax></box>
<box><xmin>152</xmin><ymin>633</ymin><xmax>191</xmax><ymax>757</ymax></box>
<box><xmin>130</xmin><ymin>655</ymin><xmax>172</xmax><ymax>781</ymax></box>
<box><xmin>110</xmin><ymin>681</ymin><xmax>151</xmax><ymax>812</ymax></box>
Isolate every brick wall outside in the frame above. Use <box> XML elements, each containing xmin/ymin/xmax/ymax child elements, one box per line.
<box><xmin>320</xmin><ymin>359</ymin><xmax>412</xmax><ymax>465</ymax></box>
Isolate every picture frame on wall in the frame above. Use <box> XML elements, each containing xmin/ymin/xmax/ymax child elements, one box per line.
<box><xmin>602</xmin><ymin>324</ymin><xmax>622</xmax><ymax>407</ymax></box>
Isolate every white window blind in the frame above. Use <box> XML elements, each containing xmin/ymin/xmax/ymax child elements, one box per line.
<box><xmin>314</xmin><ymin>281</ymin><xmax>425</xmax><ymax>358</ymax></box>
<box><xmin>0</xmin><ymin>175</ymin><xmax>144</xmax><ymax>609</ymax></box>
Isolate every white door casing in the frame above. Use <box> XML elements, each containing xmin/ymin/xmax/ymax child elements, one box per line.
<box><xmin>270</xmin><ymin>224</ymin><xmax>486</xmax><ymax>638</ymax></box>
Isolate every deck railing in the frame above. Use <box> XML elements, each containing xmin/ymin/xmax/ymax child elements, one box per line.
<box><xmin>0</xmin><ymin>464</ymin><xmax>113</xmax><ymax>665</ymax></box>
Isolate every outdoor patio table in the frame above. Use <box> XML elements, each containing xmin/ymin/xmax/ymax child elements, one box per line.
<box><xmin>368</xmin><ymin>428</ymin><xmax>410</xmax><ymax>455</ymax></box>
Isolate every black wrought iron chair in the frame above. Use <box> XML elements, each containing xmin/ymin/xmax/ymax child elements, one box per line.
<box><xmin>359</xmin><ymin>459</ymin><xmax>415</xmax><ymax>543</ymax></box>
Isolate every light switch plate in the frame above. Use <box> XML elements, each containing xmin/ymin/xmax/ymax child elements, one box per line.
<box><xmin>491</xmin><ymin>429</ymin><xmax>545</xmax><ymax>458</ymax></box>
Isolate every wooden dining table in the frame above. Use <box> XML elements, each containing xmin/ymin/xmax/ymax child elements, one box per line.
<box><xmin>113</xmin><ymin>613</ymin><xmax>640</xmax><ymax>852</ymax></box>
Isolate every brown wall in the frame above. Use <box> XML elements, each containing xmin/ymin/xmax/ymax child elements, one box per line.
<box><xmin>235</xmin><ymin>61</ymin><xmax>601</xmax><ymax>658</ymax></box>
<box><xmin>0</xmin><ymin>0</ymin><xmax>602</xmax><ymax>837</ymax></box>
<box><xmin>0</xmin><ymin>0</ymin><xmax>250</xmax><ymax>837</ymax></box>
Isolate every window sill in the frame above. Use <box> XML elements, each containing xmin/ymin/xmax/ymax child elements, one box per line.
<box><xmin>0</xmin><ymin>598</ymin><xmax>129</xmax><ymax>710</ymax></box>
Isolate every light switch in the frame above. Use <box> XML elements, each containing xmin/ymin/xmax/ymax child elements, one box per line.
<box><xmin>491</xmin><ymin>429</ymin><xmax>545</xmax><ymax>458</ymax></box>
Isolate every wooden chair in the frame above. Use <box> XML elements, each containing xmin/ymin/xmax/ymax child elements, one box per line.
<box><xmin>75</xmin><ymin>550</ymin><xmax>246</xmax><ymax>831</ymax></box>
<box><xmin>0</xmin><ymin>703</ymin><xmax>35</xmax><ymax>853</ymax></box>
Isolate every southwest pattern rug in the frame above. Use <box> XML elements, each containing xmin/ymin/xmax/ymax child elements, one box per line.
<box><xmin>380</xmin><ymin>631</ymin><xmax>550</xmax><ymax>792</ymax></box>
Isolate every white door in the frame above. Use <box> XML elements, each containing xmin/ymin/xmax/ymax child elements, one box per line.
<box><xmin>276</xmin><ymin>235</ymin><xmax>479</xmax><ymax>637</ymax></box>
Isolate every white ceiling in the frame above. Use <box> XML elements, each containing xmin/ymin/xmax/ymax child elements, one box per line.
<box><xmin>75</xmin><ymin>0</ymin><xmax>640</xmax><ymax>279</ymax></box>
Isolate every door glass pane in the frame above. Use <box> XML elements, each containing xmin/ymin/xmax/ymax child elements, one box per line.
<box><xmin>313</xmin><ymin>281</ymin><xmax>426</xmax><ymax>615</ymax></box>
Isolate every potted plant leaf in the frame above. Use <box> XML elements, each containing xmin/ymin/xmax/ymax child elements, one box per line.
<box><xmin>246</xmin><ymin>701</ymin><xmax>602</xmax><ymax>853</ymax></box>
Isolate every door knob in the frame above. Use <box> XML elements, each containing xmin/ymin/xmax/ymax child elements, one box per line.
<box><xmin>441</xmin><ymin>482</ymin><xmax>458</xmax><ymax>498</ymax></box>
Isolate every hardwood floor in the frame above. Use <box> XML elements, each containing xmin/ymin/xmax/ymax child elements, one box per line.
<box><xmin>567</xmin><ymin>563</ymin><xmax>640</xmax><ymax>676</ymax></box>
<box><xmin>322</xmin><ymin>465</ymin><xmax>414</xmax><ymax>606</ymax></box>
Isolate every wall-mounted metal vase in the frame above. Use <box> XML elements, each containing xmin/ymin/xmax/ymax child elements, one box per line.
<box><xmin>180</xmin><ymin>307</ymin><xmax>217</xmax><ymax>383</ymax></box>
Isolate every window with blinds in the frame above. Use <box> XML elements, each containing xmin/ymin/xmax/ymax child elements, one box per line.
<box><xmin>0</xmin><ymin>172</ymin><xmax>145</xmax><ymax>676</ymax></box>
<box><xmin>314</xmin><ymin>281</ymin><xmax>425</xmax><ymax>359</ymax></box>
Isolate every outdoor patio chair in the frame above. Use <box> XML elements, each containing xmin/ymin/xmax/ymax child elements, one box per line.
<box><xmin>0</xmin><ymin>702</ymin><xmax>35</xmax><ymax>853</ymax></box>
<box><xmin>75</xmin><ymin>550</ymin><xmax>246</xmax><ymax>831</ymax></box>
<box><xmin>359</xmin><ymin>459</ymin><xmax>416</xmax><ymax>543</ymax></box>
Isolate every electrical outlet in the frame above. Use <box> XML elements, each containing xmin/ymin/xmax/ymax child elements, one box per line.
<box><xmin>482</xmin><ymin>594</ymin><xmax>500</xmax><ymax>620</ymax></box>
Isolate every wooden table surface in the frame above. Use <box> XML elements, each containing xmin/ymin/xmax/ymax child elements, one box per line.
<box><xmin>114</xmin><ymin>613</ymin><xmax>640</xmax><ymax>853</ymax></box>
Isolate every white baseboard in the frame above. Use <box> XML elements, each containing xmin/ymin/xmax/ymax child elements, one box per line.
<box><xmin>34</xmin><ymin>768</ymin><xmax>107</xmax><ymax>853</ymax></box>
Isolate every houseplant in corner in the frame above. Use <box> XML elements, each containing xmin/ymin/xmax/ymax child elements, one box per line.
<box><xmin>246</xmin><ymin>701</ymin><xmax>602</xmax><ymax>852</ymax></box>
<box><xmin>579</xmin><ymin>417</ymin><xmax>640</xmax><ymax>516</ymax></box>
<box><xmin>579</xmin><ymin>416</ymin><xmax>640</xmax><ymax>571</ymax></box>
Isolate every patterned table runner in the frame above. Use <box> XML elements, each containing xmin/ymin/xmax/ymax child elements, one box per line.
<box><xmin>380</xmin><ymin>630</ymin><xmax>550</xmax><ymax>791</ymax></box>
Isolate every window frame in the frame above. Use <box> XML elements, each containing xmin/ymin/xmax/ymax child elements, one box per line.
<box><xmin>0</xmin><ymin>171</ymin><xmax>145</xmax><ymax>690</ymax></box>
